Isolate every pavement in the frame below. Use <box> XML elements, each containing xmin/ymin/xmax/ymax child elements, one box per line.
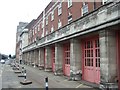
<box><xmin>1</xmin><ymin>63</ymin><xmax>100</xmax><ymax>89</ymax></box>
<box><xmin>0</xmin><ymin>64</ymin><xmax>3</xmax><ymax>90</ymax></box>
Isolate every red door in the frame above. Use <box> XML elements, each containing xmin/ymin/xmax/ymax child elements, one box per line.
<box><xmin>63</xmin><ymin>44</ymin><xmax>70</xmax><ymax>76</ymax></box>
<box><xmin>117</xmin><ymin>32</ymin><xmax>120</xmax><ymax>89</ymax></box>
<box><xmin>52</xmin><ymin>47</ymin><xmax>55</xmax><ymax>72</ymax></box>
<box><xmin>82</xmin><ymin>37</ymin><xmax>100</xmax><ymax>84</ymax></box>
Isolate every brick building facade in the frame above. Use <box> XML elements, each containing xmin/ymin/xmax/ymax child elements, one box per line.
<box><xmin>17</xmin><ymin>0</ymin><xmax>120</xmax><ymax>89</ymax></box>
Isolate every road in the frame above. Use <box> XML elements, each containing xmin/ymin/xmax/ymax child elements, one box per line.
<box><xmin>0</xmin><ymin>64</ymin><xmax>3</xmax><ymax>90</ymax></box>
<box><xmin>0</xmin><ymin>63</ymin><xmax>99</xmax><ymax>89</ymax></box>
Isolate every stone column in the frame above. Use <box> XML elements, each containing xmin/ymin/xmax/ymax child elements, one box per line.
<box><xmin>34</xmin><ymin>50</ymin><xmax>36</xmax><ymax>67</ymax></box>
<box><xmin>25</xmin><ymin>52</ymin><xmax>28</xmax><ymax>65</ymax></box>
<box><xmin>45</xmin><ymin>47</ymin><xmax>52</xmax><ymax>71</ymax></box>
<box><xmin>25</xmin><ymin>52</ymin><xmax>28</xmax><ymax>64</ymax></box>
<box><xmin>36</xmin><ymin>49</ymin><xmax>39</xmax><ymax>66</ymax></box>
<box><xmin>27</xmin><ymin>52</ymin><xmax>30</xmax><ymax>65</ymax></box>
<box><xmin>39</xmin><ymin>48</ymin><xmax>45</xmax><ymax>69</ymax></box>
<box><xmin>54</xmin><ymin>43</ymin><xmax>63</xmax><ymax>75</ymax></box>
<box><xmin>29</xmin><ymin>51</ymin><xmax>31</xmax><ymax>65</ymax></box>
<box><xmin>31</xmin><ymin>50</ymin><xmax>34</xmax><ymax>66</ymax></box>
<box><xmin>25</xmin><ymin>53</ymin><xmax>27</xmax><ymax>64</ymax></box>
<box><xmin>99</xmin><ymin>30</ymin><xmax>118</xmax><ymax>88</ymax></box>
<box><xmin>70</xmin><ymin>38</ymin><xmax>82</xmax><ymax>80</ymax></box>
<box><xmin>28</xmin><ymin>51</ymin><xmax>30</xmax><ymax>65</ymax></box>
<box><xmin>30</xmin><ymin>51</ymin><xmax>32</xmax><ymax>65</ymax></box>
<box><xmin>22</xmin><ymin>53</ymin><xmax>25</xmax><ymax>64</ymax></box>
<box><xmin>38</xmin><ymin>48</ymin><xmax>41</xmax><ymax>66</ymax></box>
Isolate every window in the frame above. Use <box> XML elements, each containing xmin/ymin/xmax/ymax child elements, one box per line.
<box><xmin>32</xmin><ymin>38</ymin><xmax>34</xmax><ymax>43</ymax></box>
<box><xmin>84</xmin><ymin>39</ymin><xmax>100</xmax><ymax>67</ymax></box>
<box><xmin>33</xmin><ymin>29</ymin><xmax>34</xmax><ymax>35</ymax></box>
<box><xmin>51</xmin><ymin>11</ymin><xmax>54</xmax><ymax>21</ymax></box>
<box><xmin>46</xmin><ymin>16</ymin><xmax>48</xmax><ymax>25</ymax></box>
<box><xmin>38</xmin><ymin>24</ymin><xmax>40</xmax><ymax>31</ymax></box>
<box><xmin>93</xmin><ymin>2</ymin><xmax>96</xmax><ymax>10</ymax></box>
<box><xmin>51</xmin><ymin>25</ymin><xmax>54</xmax><ymax>32</ymax></box>
<box><xmin>35</xmin><ymin>27</ymin><xmax>37</xmax><ymax>34</ymax></box>
<box><xmin>68</xmin><ymin>12</ymin><xmax>72</xmax><ymax>23</ymax></box>
<box><xmin>58</xmin><ymin>19</ymin><xmax>62</xmax><ymax>29</ymax></box>
<box><xmin>46</xmin><ymin>30</ymin><xmax>48</xmax><ymax>35</ymax></box>
<box><xmin>58</xmin><ymin>2</ymin><xmax>62</xmax><ymax>15</ymax></box>
<box><xmin>68</xmin><ymin>0</ymin><xmax>72</xmax><ymax>8</ymax></box>
<box><xmin>42</xmin><ymin>22</ymin><xmax>44</xmax><ymax>28</ymax></box>
<box><xmin>95</xmin><ymin>39</ymin><xmax>100</xmax><ymax>67</ymax></box>
<box><xmin>35</xmin><ymin>37</ymin><xmax>36</xmax><ymax>42</ymax></box>
<box><xmin>81</xmin><ymin>2</ymin><xmax>88</xmax><ymax>16</ymax></box>
<box><xmin>65</xmin><ymin>45</ymin><xmax>70</xmax><ymax>64</ymax></box>
<box><xmin>102</xmin><ymin>0</ymin><xmax>110</xmax><ymax>4</ymax></box>
<box><xmin>84</xmin><ymin>40</ymin><xmax>93</xmax><ymax>66</ymax></box>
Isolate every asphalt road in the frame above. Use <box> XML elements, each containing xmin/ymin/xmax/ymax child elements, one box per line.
<box><xmin>0</xmin><ymin>64</ymin><xmax>3</xmax><ymax>90</ymax></box>
<box><xmin>0</xmin><ymin>63</ymin><xmax>99</xmax><ymax>90</ymax></box>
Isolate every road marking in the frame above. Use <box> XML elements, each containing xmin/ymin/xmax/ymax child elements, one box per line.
<box><xmin>76</xmin><ymin>84</ymin><xmax>83</xmax><ymax>88</ymax></box>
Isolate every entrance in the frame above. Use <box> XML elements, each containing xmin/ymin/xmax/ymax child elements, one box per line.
<box><xmin>52</xmin><ymin>47</ymin><xmax>55</xmax><ymax>72</ymax></box>
<box><xmin>63</xmin><ymin>44</ymin><xmax>70</xmax><ymax>76</ymax></box>
<box><xmin>82</xmin><ymin>37</ymin><xmax>100</xmax><ymax>84</ymax></box>
<box><xmin>117</xmin><ymin>32</ymin><xmax>120</xmax><ymax>89</ymax></box>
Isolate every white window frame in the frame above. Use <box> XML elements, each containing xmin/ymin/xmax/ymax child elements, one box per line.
<box><xmin>38</xmin><ymin>24</ymin><xmax>40</xmax><ymax>31</ymax></box>
<box><xmin>35</xmin><ymin>27</ymin><xmax>37</xmax><ymax>34</ymax></box>
<box><xmin>42</xmin><ymin>21</ymin><xmax>44</xmax><ymax>28</ymax></box>
<box><xmin>102</xmin><ymin>0</ymin><xmax>110</xmax><ymax>4</ymax></box>
<box><xmin>33</xmin><ymin>29</ymin><xmax>34</xmax><ymax>35</ymax></box>
<box><xmin>68</xmin><ymin>0</ymin><xmax>72</xmax><ymax>8</ymax></box>
<box><xmin>46</xmin><ymin>29</ymin><xmax>48</xmax><ymax>35</ymax></box>
<box><xmin>81</xmin><ymin>2</ymin><xmax>88</xmax><ymax>16</ymax></box>
<box><xmin>58</xmin><ymin>19</ymin><xmax>62</xmax><ymax>29</ymax></box>
<box><xmin>68</xmin><ymin>12</ymin><xmax>72</xmax><ymax>24</ymax></box>
<box><xmin>58</xmin><ymin>2</ymin><xmax>62</xmax><ymax>15</ymax></box>
<box><xmin>51</xmin><ymin>25</ymin><xmax>54</xmax><ymax>32</ymax></box>
<box><xmin>68</xmin><ymin>17</ymin><xmax>72</xmax><ymax>24</ymax></box>
<box><xmin>46</xmin><ymin>16</ymin><xmax>48</xmax><ymax>25</ymax></box>
<box><xmin>35</xmin><ymin>37</ymin><xmax>36</xmax><ymax>42</ymax></box>
<box><xmin>51</xmin><ymin>11</ymin><xmax>54</xmax><ymax>21</ymax></box>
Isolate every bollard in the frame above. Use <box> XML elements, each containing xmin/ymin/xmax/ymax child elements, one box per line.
<box><xmin>45</xmin><ymin>77</ymin><xmax>48</xmax><ymax>90</ymax></box>
<box><xmin>24</xmin><ymin>70</ymin><xmax>27</xmax><ymax>81</ymax></box>
<box><xmin>17</xmin><ymin>65</ymin><xmax>20</xmax><ymax>70</ymax></box>
<box><xmin>20</xmin><ymin>69</ymin><xmax>32</xmax><ymax>85</ymax></box>
<box><xmin>22</xmin><ymin>67</ymin><xmax>24</xmax><ymax>75</ymax></box>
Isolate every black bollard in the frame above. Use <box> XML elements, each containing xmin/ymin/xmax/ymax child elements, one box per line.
<box><xmin>45</xmin><ymin>77</ymin><xmax>48</xmax><ymax>90</ymax></box>
<box><xmin>22</xmin><ymin>67</ymin><xmax>24</xmax><ymax>75</ymax></box>
<box><xmin>24</xmin><ymin>70</ymin><xmax>27</xmax><ymax>81</ymax></box>
<box><xmin>20</xmin><ymin>69</ymin><xmax>32</xmax><ymax>85</ymax></box>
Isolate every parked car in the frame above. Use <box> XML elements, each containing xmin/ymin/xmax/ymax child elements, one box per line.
<box><xmin>0</xmin><ymin>59</ymin><xmax>5</xmax><ymax>64</ymax></box>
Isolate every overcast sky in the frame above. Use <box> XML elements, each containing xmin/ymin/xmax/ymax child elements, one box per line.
<box><xmin>0</xmin><ymin>0</ymin><xmax>51</xmax><ymax>55</ymax></box>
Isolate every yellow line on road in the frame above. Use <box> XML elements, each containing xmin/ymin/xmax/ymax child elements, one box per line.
<box><xmin>76</xmin><ymin>84</ymin><xmax>83</xmax><ymax>88</ymax></box>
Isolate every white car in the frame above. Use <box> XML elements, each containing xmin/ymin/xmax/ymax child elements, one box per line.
<box><xmin>0</xmin><ymin>59</ymin><xmax>5</xmax><ymax>64</ymax></box>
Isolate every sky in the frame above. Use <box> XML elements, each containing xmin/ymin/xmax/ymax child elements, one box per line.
<box><xmin>0</xmin><ymin>0</ymin><xmax>51</xmax><ymax>55</ymax></box>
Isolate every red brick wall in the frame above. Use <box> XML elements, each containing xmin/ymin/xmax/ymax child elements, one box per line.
<box><xmin>28</xmin><ymin>1</ymin><xmax>102</xmax><ymax>44</ymax></box>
